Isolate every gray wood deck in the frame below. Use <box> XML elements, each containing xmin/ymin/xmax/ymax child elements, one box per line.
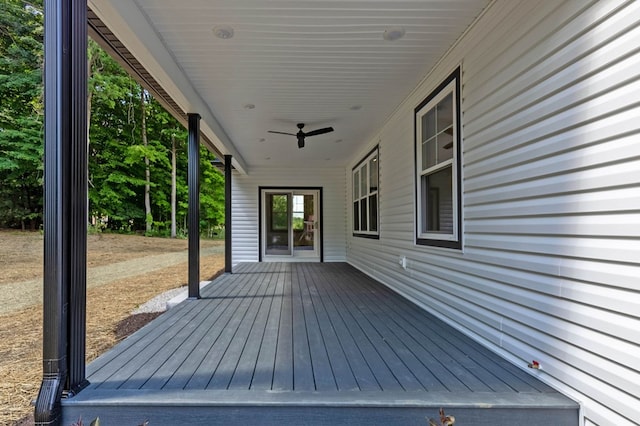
<box><xmin>63</xmin><ymin>263</ymin><xmax>578</xmax><ymax>425</ymax></box>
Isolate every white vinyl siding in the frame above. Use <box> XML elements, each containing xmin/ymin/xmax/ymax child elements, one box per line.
<box><xmin>232</xmin><ymin>167</ymin><xmax>346</xmax><ymax>264</ymax></box>
<box><xmin>346</xmin><ymin>1</ymin><xmax>640</xmax><ymax>426</ymax></box>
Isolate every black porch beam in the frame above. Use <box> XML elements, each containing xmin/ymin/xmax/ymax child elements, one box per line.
<box><xmin>36</xmin><ymin>0</ymin><xmax>89</xmax><ymax>424</ymax></box>
<box><xmin>188</xmin><ymin>113</ymin><xmax>201</xmax><ymax>299</ymax></box>
<box><xmin>224</xmin><ymin>154</ymin><xmax>232</xmax><ymax>273</ymax></box>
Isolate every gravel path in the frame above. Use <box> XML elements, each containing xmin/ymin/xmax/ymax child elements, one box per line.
<box><xmin>131</xmin><ymin>280</ymin><xmax>212</xmax><ymax>314</ymax></box>
<box><xmin>0</xmin><ymin>245</ymin><xmax>224</xmax><ymax>315</ymax></box>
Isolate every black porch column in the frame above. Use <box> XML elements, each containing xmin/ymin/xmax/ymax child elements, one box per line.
<box><xmin>188</xmin><ymin>113</ymin><xmax>201</xmax><ymax>299</ymax></box>
<box><xmin>224</xmin><ymin>155</ymin><xmax>232</xmax><ymax>273</ymax></box>
<box><xmin>36</xmin><ymin>0</ymin><xmax>88</xmax><ymax>424</ymax></box>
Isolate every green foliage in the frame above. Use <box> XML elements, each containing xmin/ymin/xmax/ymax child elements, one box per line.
<box><xmin>200</xmin><ymin>146</ymin><xmax>225</xmax><ymax>229</ymax></box>
<box><xmin>1</xmin><ymin>12</ymin><xmax>226</xmax><ymax>234</ymax></box>
<box><xmin>0</xmin><ymin>0</ymin><xmax>44</xmax><ymax>229</ymax></box>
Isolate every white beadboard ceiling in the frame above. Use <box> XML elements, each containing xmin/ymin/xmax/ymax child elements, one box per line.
<box><xmin>90</xmin><ymin>0</ymin><xmax>490</xmax><ymax>172</ymax></box>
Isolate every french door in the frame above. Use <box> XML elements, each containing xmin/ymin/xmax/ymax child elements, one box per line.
<box><xmin>261</xmin><ymin>189</ymin><xmax>320</xmax><ymax>261</ymax></box>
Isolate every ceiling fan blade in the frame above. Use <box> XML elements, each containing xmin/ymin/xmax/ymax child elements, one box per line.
<box><xmin>268</xmin><ymin>130</ymin><xmax>297</xmax><ymax>136</ymax></box>
<box><xmin>304</xmin><ymin>127</ymin><xmax>334</xmax><ymax>137</ymax></box>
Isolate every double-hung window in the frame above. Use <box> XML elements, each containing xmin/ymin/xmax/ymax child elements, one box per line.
<box><xmin>352</xmin><ymin>146</ymin><xmax>379</xmax><ymax>238</ymax></box>
<box><xmin>415</xmin><ymin>68</ymin><xmax>461</xmax><ymax>248</ymax></box>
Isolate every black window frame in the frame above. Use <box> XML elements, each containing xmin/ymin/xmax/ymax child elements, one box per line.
<box><xmin>352</xmin><ymin>145</ymin><xmax>380</xmax><ymax>239</ymax></box>
<box><xmin>414</xmin><ymin>67</ymin><xmax>462</xmax><ymax>249</ymax></box>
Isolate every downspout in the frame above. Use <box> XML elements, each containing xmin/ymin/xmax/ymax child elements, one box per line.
<box><xmin>36</xmin><ymin>0</ymin><xmax>88</xmax><ymax>424</ymax></box>
<box><xmin>188</xmin><ymin>113</ymin><xmax>201</xmax><ymax>299</ymax></box>
<box><xmin>225</xmin><ymin>155</ymin><xmax>232</xmax><ymax>273</ymax></box>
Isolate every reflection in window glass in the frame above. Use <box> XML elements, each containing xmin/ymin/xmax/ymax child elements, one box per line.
<box><xmin>415</xmin><ymin>67</ymin><xmax>460</xmax><ymax>248</ymax></box>
<box><xmin>271</xmin><ymin>194</ymin><xmax>289</xmax><ymax>231</ymax></box>
<box><xmin>423</xmin><ymin>108</ymin><xmax>436</xmax><ymax>140</ymax></box>
<box><xmin>361</xmin><ymin>163</ymin><xmax>368</xmax><ymax>198</ymax></box>
<box><xmin>422</xmin><ymin>166</ymin><xmax>453</xmax><ymax>233</ymax></box>
<box><xmin>352</xmin><ymin>147</ymin><xmax>379</xmax><ymax>237</ymax></box>
<box><xmin>369</xmin><ymin>157</ymin><xmax>378</xmax><ymax>192</ymax></box>
<box><xmin>369</xmin><ymin>194</ymin><xmax>378</xmax><ymax>232</ymax></box>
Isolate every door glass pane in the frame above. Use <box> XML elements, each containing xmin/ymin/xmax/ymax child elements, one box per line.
<box><xmin>294</xmin><ymin>194</ymin><xmax>315</xmax><ymax>251</ymax></box>
<box><xmin>292</xmin><ymin>195</ymin><xmax>304</xmax><ymax>231</ymax></box>
<box><xmin>266</xmin><ymin>193</ymin><xmax>291</xmax><ymax>255</ymax></box>
<box><xmin>360</xmin><ymin>198</ymin><xmax>367</xmax><ymax>232</ymax></box>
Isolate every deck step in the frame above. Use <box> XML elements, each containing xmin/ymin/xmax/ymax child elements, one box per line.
<box><xmin>62</xmin><ymin>389</ymin><xmax>578</xmax><ymax>425</ymax></box>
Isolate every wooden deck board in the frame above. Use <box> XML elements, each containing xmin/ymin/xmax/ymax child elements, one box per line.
<box><xmin>227</xmin><ymin>262</ymin><xmax>280</xmax><ymax>390</ymax></box>
<box><xmin>69</xmin><ymin>263</ymin><xmax>578</xmax><ymax>425</ymax></box>
<box><xmin>161</xmin><ymin>270</ymin><xmax>260</xmax><ymax>389</ymax></box>
<box><xmin>291</xmin><ymin>266</ymin><xmax>315</xmax><ymax>390</ymax></box>
<box><xmin>272</xmin><ymin>266</ymin><xmax>294</xmax><ymax>391</ymax></box>
<box><xmin>90</xmin><ymin>294</ymin><xmax>205</xmax><ymax>388</ymax></box>
<box><xmin>358</xmin><ymin>265</ymin><xmax>548</xmax><ymax>392</ymax></box>
<box><xmin>324</xmin><ymin>269</ymin><xmax>430</xmax><ymax>392</ymax></box>
<box><xmin>302</xmin><ymin>264</ymin><xmax>360</xmax><ymax>391</ymax></box>
<box><xmin>334</xmin><ymin>264</ymin><xmax>487</xmax><ymax>392</ymax></box>
<box><xmin>306</xmin><ymin>264</ymin><xmax>380</xmax><ymax>391</ymax></box>
<box><xmin>317</xmin><ymin>265</ymin><xmax>405</xmax><ymax>391</ymax></box>
<box><xmin>249</xmin><ymin>264</ymin><xmax>285</xmax><ymax>390</ymax></box>
<box><xmin>297</xmin><ymin>265</ymin><xmax>337</xmax><ymax>391</ymax></box>
<box><xmin>186</xmin><ymin>267</ymin><xmax>269</xmax><ymax>389</ymax></box>
<box><xmin>327</xmin><ymin>266</ymin><xmax>453</xmax><ymax>392</ymax></box>
<box><xmin>358</xmin><ymin>270</ymin><xmax>516</xmax><ymax>392</ymax></box>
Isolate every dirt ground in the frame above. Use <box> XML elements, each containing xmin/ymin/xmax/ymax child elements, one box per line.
<box><xmin>0</xmin><ymin>230</ymin><xmax>225</xmax><ymax>425</ymax></box>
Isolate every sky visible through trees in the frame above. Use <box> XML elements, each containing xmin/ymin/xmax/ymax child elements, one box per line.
<box><xmin>0</xmin><ymin>0</ymin><xmax>225</xmax><ymax>235</ymax></box>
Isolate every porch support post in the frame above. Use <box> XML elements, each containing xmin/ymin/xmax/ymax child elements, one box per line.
<box><xmin>36</xmin><ymin>0</ymin><xmax>88</xmax><ymax>424</ymax></box>
<box><xmin>188</xmin><ymin>113</ymin><xmax>201</xmax><ymax>299</ymax></box>
<box><xmin>224</xmin><ymin>155</ymin><xmax>232</xmax><ymax>273</ymax></box>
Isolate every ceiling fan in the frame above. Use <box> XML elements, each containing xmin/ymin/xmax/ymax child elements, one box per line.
<box><xmin>268</xmin><ymin>123</ymin><xmax>334</xmax><ymax>148</ymax></box>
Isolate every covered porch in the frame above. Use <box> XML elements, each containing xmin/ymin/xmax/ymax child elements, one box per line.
<box><xmin>63</xmin><ymin>263</ymin><xmax>577</xmax><ymax>425</ymax></box>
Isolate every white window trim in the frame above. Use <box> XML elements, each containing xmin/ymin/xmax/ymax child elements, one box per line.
<box><xmin>415</xmin><ymin>68</ymin><xmax>462</xmax><ymax>249</ymax></box>
<box><xmin>352</xmin><ymin>146</ymin><xmax>379</xmax><ymax>238</ymax></box>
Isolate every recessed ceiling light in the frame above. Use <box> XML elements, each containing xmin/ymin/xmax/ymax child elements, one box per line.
<box><xmin>213</xmin><ymin>25</ymin><xmax>234</xmax><ymax>39</ymax></box>
<box><xmin>243</xmin><ymin>103</ymin><xmax>255</xmax><ymax>110</ymax></box>
<box><xmin>325</xmin><ymin>158</ymin><xmax>331</xmax><ymax>161</ymax></box>
<box><xmin>265</xmin><ymin>156</ymin><xmax>271</xmax><ymax>160</ymax></box>
<box><xmin>383</xmin><ymin>27</ymin><xmax>406</xmax><ymax>41</ymax></box>
<box><xmin>335</xmin><ymin>139</ymin><xmax>343</xmax><ymax>143</ymax></box>
<box><xmin>259</xmin><ymin>138</ymin><xmax>266</xmax><ymax>142</ymax></box>
<box><xmin>349</xmin><ymin>105</ymin><xmax>362</xmax><ymax>111</ymax></box>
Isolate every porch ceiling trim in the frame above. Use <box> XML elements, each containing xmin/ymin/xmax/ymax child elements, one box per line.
<box><xmin>87</xmin><ymin>1</ymin><xmax>248</xmax><ymax>174</ymax></box>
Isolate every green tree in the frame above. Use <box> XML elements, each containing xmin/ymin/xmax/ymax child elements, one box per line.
<box><xmin>0</xmin><ymin>0</ymin><xmax>44</xmax><ymax>229</ymax></box>
<box><xmin>87</xmin><ymin>45</ymin><xmax>147</xmax><ymax>229</ymax></box>
<box><xmin>0</xmin><ymin>8</ymin><xmax>226</xmax><ymax>235</ymax></box>
<box><xmin>200</xmin><ymin>147</ymin><xmax>225</xmax><ymax>233</ymax></box>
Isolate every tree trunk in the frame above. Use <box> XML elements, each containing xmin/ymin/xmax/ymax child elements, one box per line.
<box><xmin>171</xmin><ymin>133</ymin><xmax>177</xmax><ymax>238</ymax></box>
<box><xmin>141</xmin><ymin>89</ymin><xmax>152</xmax><ymax>233</ymax></box>
<box><xmin>87</xmin><ymin>47</ymin><xmax>96</xmax><ymax>222</ymax></box>
<box><xmin>87</xmin><ymin>47</ymin><xmax>96</xmax><ymax>150</ymax></box>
